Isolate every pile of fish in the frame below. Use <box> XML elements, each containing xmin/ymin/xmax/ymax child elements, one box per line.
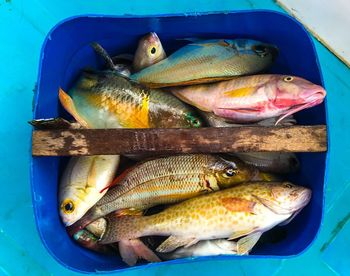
<box><xmin>56</xmin><ymin>32</ymin><xmax>325</xmax><ymax>266</ymax></box>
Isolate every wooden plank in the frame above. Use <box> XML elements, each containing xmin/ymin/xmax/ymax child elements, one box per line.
<box><xmin>32</xmin><ymin>126</ymin><xmax>327</xmax><ymax>156</ymax></box>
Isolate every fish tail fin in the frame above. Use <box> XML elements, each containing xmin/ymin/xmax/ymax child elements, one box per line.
<box><xmin>100</xmin><ymin>214</ymin><xmax>149</xmax><ymax>244</ymax></box>
<box><xmin>119</xmin><ymin>239</ymin><xmax>161</xmax><ymax>266</ymax></box>
<box><xmin>58</xmin><ymin>88</ymin><xmax>89</xmax><ymax>127</ymax></box>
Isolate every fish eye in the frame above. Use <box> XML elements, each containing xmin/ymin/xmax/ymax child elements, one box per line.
<box><xmin>253</xmin><ymin>45</ymin><xmax>267</xmax><ymax>57</ymax></box>
<box><xmin>191</xmin><ymin>118</ymin><xmax>201</xmax><ymax>127</ymax></box>
<box><xmin>150</xmin><ymin>47</ymin><xmax>156</xmax><ymax>55</ymax></box>
<box><xmin>283</xmin><ymin>76</ymin><xmax>294</xmax><ymax>82</ymax></box>
<box><xmin>224</xmin><ymin>167</ymin><xmax>238</xmax><ymax>177</ymax></box>
<box><xmin>283</xmin><ymin>183</ymin><xmax>293</xmax><ymax>189</ymax></box>
<box><xmin>61</xmin><ymin>199</ymin><xmax>75</xmax><ymax>214</ymax></box>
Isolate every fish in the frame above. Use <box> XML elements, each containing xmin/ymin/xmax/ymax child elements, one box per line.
<box><xmin>130</xmin><ymin>39</ymin><xmax>278</xmax><ymax>87</ymax></box>
<box><xmin>160</xmin><ymin>239</ymin><xmax>240</xmax><ymax>260</ymax></box>
<box><xmin>73</xmin><ymin>229</ymin><xmax>117</xmax><ymax>255</ymax></box>
<box><xmin>233</xmin><ymin>152</ymin><xmax>299</xmax><ymax>174</ymax></box>
<box><xmin>59</xmin><ymin>71</ymin><xmax>203</xmax><ymax>129</ymax></box>
<box><xmin>133</xmin><ymin>32</ymin><xmax>167</xmax><ymax>72</ymax></box>
<box><xmin>200</xmin><ymin>112</ymin><xmax>300</xmax><ymax>173</ymax></box>
<box><xmin>59</xmin><ymin>155</ymin><xmax>120</xmax><ymax>226</ymax></box>
<box><xmin>91</xmin><ymin>32</ymin><xmax>166</xmax><ymax>75</ymax></box>
<box><xmin>100</xmin><ymin>182</ymin><xmax>311</xmax><ymax>259</ymax></box>
<box><xmin>85</xmin><ymin>218</ymin><xmax>107</xmax><ymax>238</ymax></box>
<box><xmin>68</xmin><ymin>154</ymin><xmax>271</xmax><ymax>233</ymax></box>
<box><xmin>171</xmin><ymin>74</ymin><xmax>326</xmax><ymax>124</ymax></box>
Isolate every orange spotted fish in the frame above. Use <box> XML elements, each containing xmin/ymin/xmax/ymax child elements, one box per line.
<box><xmin>100</xmin><ymin>182</ymin><xmax>311</xmax><ymax>265</ymax></box>
<box><xmin>59</xmin><ymin>71</ymin><xmax>202</xmax><ymax>129</ymax></box>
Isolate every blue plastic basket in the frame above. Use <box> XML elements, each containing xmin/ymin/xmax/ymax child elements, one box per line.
<box><xmin>31</xmin><ymin>10</ymin><xmax>327</xmax><ymax>273</ymax></box>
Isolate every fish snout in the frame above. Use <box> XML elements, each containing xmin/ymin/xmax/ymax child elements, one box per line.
<box><xmin>302</xmin><ymin>85</ymin><xmax>326</xmax><ymax>105</ymax></box>
<box><xmin>292</xmin><ymin>188</ymin><xmax>312</xmax><ymax>209</ymax></box>
<box><xmin>147</xmin><ymin>32</ymin><xmax>159</xmax><ymax>43</ymax></box>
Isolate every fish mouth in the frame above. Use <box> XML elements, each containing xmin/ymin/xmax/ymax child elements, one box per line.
<box><xmin>294</xmin><ymin>188</ymin><xmax>312</xmax><ymax>210</ymax></box>
<box><xmin>275</xmin><ymin>98</ymin><xmax>323</xmax><ymax>125</ymax></box>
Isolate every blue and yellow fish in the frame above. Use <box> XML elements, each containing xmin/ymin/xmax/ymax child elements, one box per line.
<box><xmin>130</xmin><ymin>39</ymin><xmax>278</xmax><ymax>88</ymax></box>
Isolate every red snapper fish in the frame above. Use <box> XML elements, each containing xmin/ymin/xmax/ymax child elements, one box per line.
<box><xmin>171</xmin><ymin>75</ymin><xmax>326</xmax><ymax>124</ymax></box>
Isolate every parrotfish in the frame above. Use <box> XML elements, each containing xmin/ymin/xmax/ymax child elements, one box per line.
<box><xmin>131</xmin><ymin>39</ymin><xmax>278</xmax><ymax>87</ymax></box>
<box><xmin>171</xmin><ymin>75</ymin><xmax>326</xmax><ymax>124</ymax></box>
<box><xmin>59</xmin><ymin>155</ymin><xmax>120</xmax><ymax>226</ymax></box>
<box><xmin>68</xmin><ymin>154</ymin><xmax>271</xmax><ymax>234</ymax></box>
<box><xmin>59</xmin><ymin>71</ymin><xmax>202</xmax><ymax>129</ymax></box>
<box><xmin>100</xmin><ymin>182</ymin><xmax>311</xmax><ymax>264</ymax></box>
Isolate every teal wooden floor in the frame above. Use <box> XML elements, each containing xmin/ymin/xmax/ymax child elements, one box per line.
<box><xmin>1</xmin><ymin>0</ymin><xmax>349</xmax><ymax>275</ymax></box>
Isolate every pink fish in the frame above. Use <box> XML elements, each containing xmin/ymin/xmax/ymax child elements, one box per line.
<box><xmin>171</xmin><ymin>75</ymin><xmax>326</xmax><ymax>124</ymax></box>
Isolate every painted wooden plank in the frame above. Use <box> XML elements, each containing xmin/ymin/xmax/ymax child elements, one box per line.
<box><xmin>32</xmin><ymin>126</ymin><xmax>327</xmax><ymax>156</ymax></box>
<box><xmin>277</xmin><ymin>0</ymin><xmax>350</xmax><ymax>67</ymax></box>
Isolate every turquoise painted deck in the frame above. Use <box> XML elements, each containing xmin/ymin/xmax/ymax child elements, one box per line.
<box><xmin>0</xmin><ymin>0</ymin><xmax>349</xmax><ymax>275</ymax></box>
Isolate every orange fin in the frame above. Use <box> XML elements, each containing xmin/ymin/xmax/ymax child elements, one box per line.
<box><xmin>224</xmin><ymin>87</ymin><xmax>256</xmax><ymax>98</ymax></box>
<box><xmin>221</xmin><ymin>197</ymin><xmax>256</xmax><ymax>213</ymax></box>
<box><xmin>58</xmin><ymin>88</ymin><xmax>89</xmax><ymax>127</ymax></box>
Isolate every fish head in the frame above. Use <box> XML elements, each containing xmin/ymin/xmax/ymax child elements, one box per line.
<box><xmin>273</xmin><ymin>75</ymin><xmax>326</xmax><ymax>124</ymax></box>
<box><xmin>133</xmin><ymin>32</ymin><xmax>166</xmax><ymax>72</ymax></box>
<box><xmin>59</xmin><ymin>192</ymin><xmax>92</xmax><ymax>227</ymax></box>
<box><xmin>211</xmin><ymin>156</ymin><xmax>260</xmax><ymax>188</ymax></box>
<box><xmin>230</xmin><ymin>39</ymin><xmax>279</xmax><ymax>61</ymax></box>
<box><xmin>254</xmin><ymin>182</ymin><xmax>312</xmax><ymax>215</ymax></box>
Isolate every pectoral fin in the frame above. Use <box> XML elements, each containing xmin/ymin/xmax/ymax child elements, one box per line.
<box><xmin>221</xmin><ymin>197</ymin><xmax>256</xmax><ymax>213</ymax></box>
<box><xmin>114</xmin><ymin>208</ymin><xmax>144</xmax><ymax>217</ymax></box>
<box><xmin>224</xmin><ymin>87</ymin><xmax>256</xmax><ymax>98</ymax></box>
<box><xmin>228</xmin><ymin>228</ymin><xmax>258</xmax><ymax>240</ymax></box>
<box><xmin>156</xmin><ymin>236</ymin><xmax>198</xmax><ymax>253</ymax></box>
<box><xmin>144</xmin><ymin>76</ymin><xmax>235</xmax><ymax>88</ymax></box>
<box><xmin>252</xmin><ymin>195</ymin><xmax>291</xmax><ymax>215</ymax></box>
<box><xmin>236</xmin><ymin>232</ymin><xmax>262</xmax><ymax>255</ymax></box>
<box><xmin>278</xmin><ymin>209</ymin><xmax>301</xmax><ymax>226</ymax></box>
<box><xmin>189</xmin><ymin>40</ymin><xmax>230</xmax><ymax>47</ymax></box>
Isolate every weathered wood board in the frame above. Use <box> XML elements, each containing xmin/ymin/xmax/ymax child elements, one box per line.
<box><xmin>32</xmin><ymin>126</ymin><xmax>327</xmax><ymax>156</ymax></box>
